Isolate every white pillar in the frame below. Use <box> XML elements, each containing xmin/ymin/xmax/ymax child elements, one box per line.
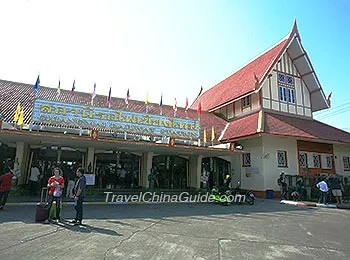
<box><xmin>86</xmin><ymin>147</ymin><xmax>95</xmax><ymax>172</ymax></box>
<box><xmin>189</xmin><ymin>155</ymin><xmax>202</xmax><ymax>189</ymax></box>
<box><xmin>141</xmin><ymin>152</ymin><xmax>153</xmax><ymax>188</ymax></box>
<box><xmin>15</xmin><ymin>142</ymin><xmax>28</xmax><ymax>185</ymax></box>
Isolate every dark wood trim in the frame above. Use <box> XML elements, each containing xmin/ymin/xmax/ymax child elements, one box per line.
<box><xmin>268</xmin><ymin>75</ymin><xmax>272</xmax><ymax>109</ymax></box>
<box><xmin>292</xmin><ymin>53</ymin><xmax>306</xmax><ymax>62</ymax></box>
<box><xmin>300</xmin><ymin>71</ymin><xmax>314</xmax><ymax>77</ymax></box>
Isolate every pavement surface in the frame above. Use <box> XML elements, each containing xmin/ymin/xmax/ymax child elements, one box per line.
<box><xmin>1</xmin><ymin>199</ymin><xmax>350</xmax><ymax>260</ymax></box>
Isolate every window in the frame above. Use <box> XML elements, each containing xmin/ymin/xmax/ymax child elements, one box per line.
<box><xmin>343</xmin><ymin>156</ymin><xmax>350</xmax><ymax>171</ymax></box>
<box><xmin>288</xmin><ymin>88</ymin><xmax>295</xmax><ymax>104</ymax></box>
<box><xmin>242</xmin><ymin>95</ymin><xmax>251</xmax><ymax>107</ymax></box>
<box><xmin>299</xmin><ymin>152</ymin><xmax>308</xmax><ymax>168</ymax></box>
<box><xmin>242</xmin><ymin>153</ymin><xmax>251</xmax><ymax>167</ymax></box>
<box><xmin>286</xmin><ymin>75</ymin><xmax>294</xmax><ymax>86</ymax></box>
<box><xmin>278</xmin><ymin>73</ymin><xmax>285</xmax><ymax>83</ymax></box>
<box><xmin>279</xmin><ymin>86</ymin><xmax>287</xmax><ymax>102</ymax></box>
<box><xmin>313</xmin><ymin>154</ymin><xmax>321</xmax><ymax>168</ymax></box>
<box><xmin>326</xmin><ymin>156</ymin><xmax>332</xmax><ymax>169</ymax></box>
<box><xmin>277</xmin><ymin>150</ymin><xmax>288</xmax><ymax>167</ymax></box>
<box><xmin>278</xmin><ymin>72</ymin><xmax>295</xmax><ymax>86</ymax></box>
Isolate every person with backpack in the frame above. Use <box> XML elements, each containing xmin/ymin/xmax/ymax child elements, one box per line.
<box><xmin>277</xmin><ymin>172</ymin><xmax>287</xmax><ymax>200</ymax></box>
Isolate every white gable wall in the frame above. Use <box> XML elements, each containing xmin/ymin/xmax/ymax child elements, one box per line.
<box><xmin>261</xmin><ymin>51</ymin><xmax>312</xmax><ymax>118</ymax></box>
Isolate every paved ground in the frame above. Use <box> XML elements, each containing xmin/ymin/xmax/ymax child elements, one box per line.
<box><xmin>0</xmin><ymin>199</ymin><xmax>349</xmax><ymax>260</ymax></box>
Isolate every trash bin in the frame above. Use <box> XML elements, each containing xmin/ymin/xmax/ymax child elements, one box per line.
<box><xmin>266</xmin><ymin>189</ymin><xmax>274</xmax><ymax>199</ymax></box>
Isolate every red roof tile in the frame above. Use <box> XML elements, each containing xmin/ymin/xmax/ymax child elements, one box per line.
<box><xmin>264</xmin><ymin>112</ymin><xmax>350</xmax><ymax>143</ymax></box>
<box><xmin>191</xmin><ymin>39</ymin><xmax>288</xmax><ymax>111</ymax></box>
<box><xmin>0</xmin><ymin>79</ymin><xmax>227</xmax><ymax>141</ymax></box>
<box><xmin>220</xmin><ymin>112</ymin><xmax>259</xmax><ymax>141</ymax></box>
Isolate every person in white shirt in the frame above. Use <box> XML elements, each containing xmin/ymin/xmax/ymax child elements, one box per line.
<box><xmin>316</xmin><ymin>177</ymin><xmax>329</xmax><ymax>204</ymax></box>
<box><xmin>29</xmin><ymin>165</ymin><xmax>41</xmax><ymax>196</ymax></box>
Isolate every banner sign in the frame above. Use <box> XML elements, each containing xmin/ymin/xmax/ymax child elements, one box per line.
<box><xmin>32</xmin><ymin>99</ymin><xmax>200</xmax><ymax>139</ymax></box>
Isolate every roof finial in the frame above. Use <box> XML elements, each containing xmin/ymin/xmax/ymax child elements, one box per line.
<box><xmin>290</xmin><ymin>19</ymin><xmax>301</xmax><ymax>42</ymax></box>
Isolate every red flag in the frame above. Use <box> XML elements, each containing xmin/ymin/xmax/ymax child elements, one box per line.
<box><xmin>197</xmin><ymin>101</ymin><xmax>202</xmax><ymax>116</ymax></box>
<box><xmin>185</xmin><ymin>97</ymin><xmax>189</xmax><ymax>111</ymax></box>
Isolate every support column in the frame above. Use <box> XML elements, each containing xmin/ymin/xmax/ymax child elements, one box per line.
<box><xmin>16</xmin><ymin>142</ymin><xmax>29</xmax><ymax>185</ymax></box>
<box><xmin>86</xmin><ymin>147</ymin><xmax>95</xmax><ymax>173</ymax></box>
<box><xmin>189</xmin><ymin>155</ymin><xmax>202</xmax><ymax>189</ymax></box>
<box><xmin>141</xmin><ymin>152</ymin><xmax>153</xmax><ymax>188</ymax></box>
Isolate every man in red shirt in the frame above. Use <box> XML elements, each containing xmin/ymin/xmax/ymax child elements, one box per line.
<box><xmin>0</xmin><ymin>166</ymin><xmax>14</xmax><ymax>210</ymax></box>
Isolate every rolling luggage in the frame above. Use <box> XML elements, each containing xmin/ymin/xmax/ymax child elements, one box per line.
<box><xmin>35</xmin><ymin>187</ymin><xmax>49</xmax><ymax>222</ymax></box>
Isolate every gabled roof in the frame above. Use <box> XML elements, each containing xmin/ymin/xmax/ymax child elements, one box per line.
<box><xmin>264</xmin><ymin>112</ymin><xmax>350</xmax><ymax>143</ymax></box>
<box><xmin>191</xmin><ymin>21</ymin><xmax>329</xmax><ymax>112</ymax></box>
<box><xmin>220</xmin><ymin>112</ymin><xmax>260</xmax><ymax>141</ymax></box>
<box><xmin>191</xmin><ymin>39</ymin><xmax>287</xmax><ymax>112</ymax></box>
<box><xmin>219</xmin><ymin>111</ymin><xmax>350</xmax><ymax>144</ymax></box>
<box><xmin>0</xmin><ymin>79</ymin><xmax>227</xmax><ymax>141</ymax></box>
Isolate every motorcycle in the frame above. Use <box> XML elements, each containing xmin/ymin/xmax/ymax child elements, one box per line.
<box><xmin>229</xmin><ymin>182</ymin><xmax>255</xmax><ymax>205</ymax></box>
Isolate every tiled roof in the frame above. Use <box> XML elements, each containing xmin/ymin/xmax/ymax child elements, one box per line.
<box><xmin>191</xmin><ymin>38</ymin><xmax>288</xmax><ymax>111</ymax></box>
<box><xmin>0</xmin><ymin>79</ymin><xmax>227</xmax><ymax>141</ymax></box>
<box><xmin>264</xmin><ymin>112</ymin><xmax>350</xmax><ymax>143</ymax></box>
<box><xmin>220</xmin><ymin>112</ymin><xmax>259</xmax><ymax>141</ymax></box>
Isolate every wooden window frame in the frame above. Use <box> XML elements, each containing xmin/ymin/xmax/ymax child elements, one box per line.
<box><xmin>343</xmin><ymin>156</ymin><xmax>350</xmax><ymax>171</ymax></box>
<box><xmin>277</xmin><ymin>150</ymin><xmax>288</xmax><ymax>168</ymax></box>
<box><xmin>299</xmin><ymin>152</ymin><xmax>308</xmax><ymax>168</ymax></box>
<box><xmin>242</xmin><ymin>153</ymin><xmax>251</xmax><ymax>167</ymax></box>
<box><xmin>242</xmin><ymin>95</ymin><xmax>251</xmax><ymax>108</ymax></box>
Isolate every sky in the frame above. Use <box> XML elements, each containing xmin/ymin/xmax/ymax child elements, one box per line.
<box><xmin>0</xmin><ymin>0</ymin><xmax>349</xmax><ymax>131</ymax></box>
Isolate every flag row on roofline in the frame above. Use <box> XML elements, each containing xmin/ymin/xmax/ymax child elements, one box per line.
<box><xmin>32</xmin><ymin>75</ymin><xmax>203</xmax><ymax>118</ymax></box>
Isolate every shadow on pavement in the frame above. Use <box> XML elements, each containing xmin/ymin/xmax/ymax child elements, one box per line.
<box><xmin>0</xmin><ymin>199</ymin><xmax>321</xmax><ymax>224</ymax></box>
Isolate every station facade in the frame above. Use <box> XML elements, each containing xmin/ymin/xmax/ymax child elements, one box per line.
<box><xmin>1</xmin><ymin>21</ymin><xmax>350</xmax><ymax>197</ymax></box>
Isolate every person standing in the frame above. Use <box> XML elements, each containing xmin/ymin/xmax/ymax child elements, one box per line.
<box><xmin>0</xmin><ymin>166</ymin><xmax>14</xmax><ymax>210</ymax></box>
<box><xmin>65</xmin><ymin>168</ymin><xmax>75</xmax><ymax>198</ymax></box>
<box><xmin>316</xmin><ymin>177</ymin><xmax>329</xmax><ymax>204</ymax></box>
<box><xmin>72</xmin><ymin>167</ymin><xmax>86</xmax><ymax>226</ymax></box>
<box><xmin>330</xmin><ymin>175</ymin><xmax>344</xmax><ymax>204</ymax></box>
<box><xmin>29</xmin><ymin>164</ymin><xmax>41</xmax><ymax>196</ymax></box>
<box><xmin>277</xmin><ymin>172</ymin><xmax>288</xmax><ymax>200</ymax></box>
<box><xmin>45</xmin><ymin>167</ymin><xmax>65</xmax><ymax>223</ymax></box>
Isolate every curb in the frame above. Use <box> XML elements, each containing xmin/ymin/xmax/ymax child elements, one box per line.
<box><xmin>6</xmin><ymin>201</ymin><xmax>204</xmax><ymax>206</ymax></box>
<box><xmin>280</xmin><ymin>200</ymin><xmax>350</xmax><ymax>210</ymax></box>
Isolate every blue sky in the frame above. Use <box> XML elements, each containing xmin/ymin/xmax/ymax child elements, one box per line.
<box><xmin>0</xmin><ymin>0</ymin><xmax>349</xmax><ymax>131</ymax></box>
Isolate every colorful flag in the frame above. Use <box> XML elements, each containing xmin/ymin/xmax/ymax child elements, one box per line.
<box><xmin>91</xmin><ymin>83</ymin><xmax>96</xmax><ymax>106</ymax></box>
<box><xmin>185</xmin><ymin>97</ymin><xmax>189</xmax><ymax>111</ymax></box>
<box><xmin>17</xmin><ymin>108</ymin><xmax>24</xmax><ymax>126</ymax></box>
<box><xmin>125</xmin><ymin>88</ymin><xmax>130</xmax><ymax>105</ymax></box>
<box><xmin>107</xmin><ymin>87</ymin><xmax>112</xmax><ymax>108</ymax></box>
<box><xmin>33</xmin><ymin>75</ymin><xmax>40</xmax><ymax>96</ymax></box>
<box><xmin>70</xmin><ymin>80</ymin><xmax>76</xmax><ymax>98</ymax></box>
<box><xmin>13</xmin><ymin>103</ymin><xmax>21</xmax><ymax>122</ymax></box>
<box><xmin>211</xmin><ymin>126</ymin><xmax>215</xmax><ymax>142</ymax></box>
<box><xmin>203</xmin><ymin>129</ymin><xmax>207</xmax><ymax>143</ymax></box>
<box><xmin>173</xmin><ymin>97</ymin><xmax>177</xmax><ymax>117</ymax></box>
<box><xmin>145</xmin><ymin>91</ymin><xmax>149</xmax><ymax>105</ymax></box>
<box><xmin>197</xmin><ymin>101</ymin><xmax>202</xmax><ymax>118</ymax></box>
<box><xmin>159</xmin><ymin>93</ymin><xmax>163</xmax><ymax>115</ymax></box>
<box><xmin>56</xmin><ymin>79</ymin><xmax>61</xmax><ymax>98</ymax></box>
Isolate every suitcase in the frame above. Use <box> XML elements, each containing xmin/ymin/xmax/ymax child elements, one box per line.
<box><xmin>35</xmin><ymin>188</ymin><xmax>49</xmax><ymax>222</ymax></box>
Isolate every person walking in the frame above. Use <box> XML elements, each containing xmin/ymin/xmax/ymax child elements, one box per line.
<box><xmin>0</xmin><ymin>166</ymin><xmax>14</xmax><ymax>210</ymax></box>
<box><xmin>71</xmin><ymin>167</ymin><xmax>86</xmax><ymax>226</ymax></box>
<box><xmin>330</xmin><ymin>175</ymin><xmax>344</xmax><ymax>204</ymax></box>
<box><xmin>45</xmin><ymin>167</ymin><xmax>65</xmax><ymax>223</ymax></box>
<box><xmin>316</xmin><ymin>177</ymin><xmax>329</xmax><ymax>204</ymax></box>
